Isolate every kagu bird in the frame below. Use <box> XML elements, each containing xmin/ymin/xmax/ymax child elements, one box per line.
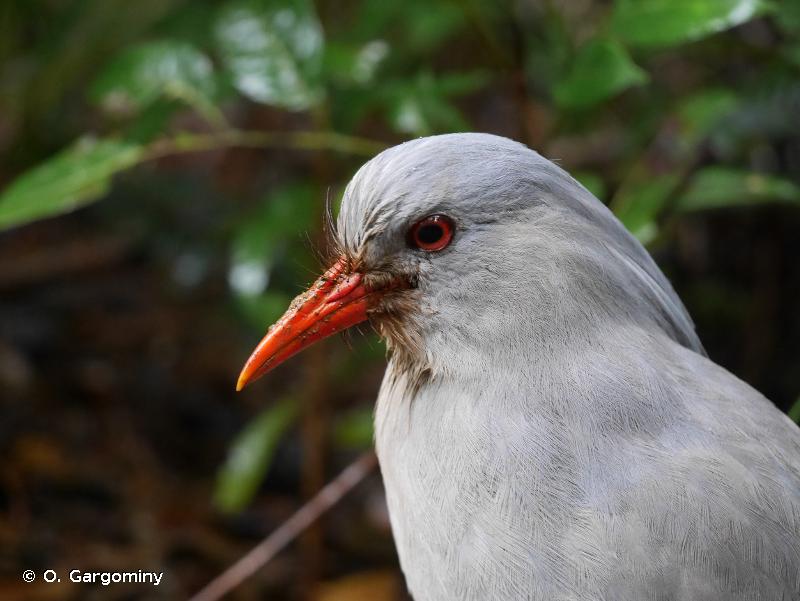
<box><xmin>237</xmin><ymin>134</ymin><xmax>800</xmax><ymax>600</ymax></box>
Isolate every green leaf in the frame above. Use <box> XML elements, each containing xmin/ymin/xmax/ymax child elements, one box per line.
<box><xmin>677</xmin><ymin>88</ymin><xmax>739</xmax><ymax>140</ymax></box>
<box><xmin>393</xmin><ymin>2</ymin><xmax>464</xmax><ymax>53</ymax></box>
<box><xmin>789</xmin><ymin>398</ymin><xmax>800</xmax><ymax>424</ymax></box>
<box><xmin>677</xmin><ymin>167</ymin><xmax>800</xmax><ymax>211</ymax></box>
<box><xmin>785</xmin><ymin>45</ymin><xmax>800</xmax><ymax>69</ymax></box>
<box><xmin>0</xmin><ymin>137</ymin><xmax>144</xmax><ymax>230</ymax></box>
<box><xmin>214</xmin><ymin>397</ymin><xmax>300</xmax><ymax>513</ymax></box>
<box><xmin>236</xmin><ymin>291</ymin><xmax>294</xmax><ymax>328</ymax></box>
<box><xmin>323</xmin><ymin>40</ymin><xmax>390</xmax><ymax>86</ymax></box>
<box><xmin>612</xmin><ymin>174</ymin><xmax>680</xmax><ymax>244</ymax></box>
<box><xmin>351</xmin><ymin>0</ymin><xmax>464</xmax><ymax>54</ymax></box>
<box><xmin>574</xmin><ymin>172</ymin><xmax>608</xmax><ymax>200</ymax></box>
<box><xmin>229</xmin><ymin>184</ymin><xmax>317</xmax><ymax>328</ymax></box>
<box><xmin>612</xmin><ymin>0</ymin><xmax>769</xmax><ymax>48</ymax></box>
<box><xmin>776</xmin><ymin>1</ymin><xmax>800</xmax><ymax>34</ymax></box>
<box><xmin>385</xmin><ymin>70</ymin><xmax>487</xmax><ymax>136</ymax></box>
<box><xmin>91</xmin><ymin>40</ymin><xmax>218</xmax><ymax>119</ymax></box>
<box><xmin>554</xmin><ymin>38</ymin><xmax>647</xmax><ymax>109</ymax></box>
<box><xmin>332</xmin><ymin>407</ymin><xmax>374</xmax><ymax>449</ymax></box>
<box><xmin>124</xmin><ymin>99</ymin><xmax>182</xmax><ymax>144</ymax></box>
<box><xmin>234</xmin><ymin>184</ymin><xmax>316</xmax><ymax>258</ymax></box>
<box><xmin>214</xmin><ymin>0</ymin><xmax>324</xmax><ymax>110</ymax></box>
<box><xmin>228</xmin><ymin>183</ymin><xmax>316</xmax><ymax>297</ymax></box>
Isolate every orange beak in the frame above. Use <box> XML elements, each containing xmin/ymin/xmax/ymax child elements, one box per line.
<box><xmin>236</xmin><ymin>258</ymin><xmax>390</xmax><ymax>391</ymax></box>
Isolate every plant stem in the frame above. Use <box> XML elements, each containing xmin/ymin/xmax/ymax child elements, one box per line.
<box><xmin>144</xmin><ymin>129</ymin><xmax>387</xmax><ymax>161</ymax></box>
<box><xmin>187</xmin><ymin>451</ymin><xmax>378</xmax><ymax>601</ymax></box>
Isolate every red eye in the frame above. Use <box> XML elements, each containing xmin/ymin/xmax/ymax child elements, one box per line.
<box><xmin>408</xmin><ymin>215</ymin><xmax>454</xmax><ymax>251</ymax></box>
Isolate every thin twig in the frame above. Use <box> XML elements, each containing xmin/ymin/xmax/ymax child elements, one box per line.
<box><xmin>188</xmin><ymin>451</ymin><xmax>379</xmax><ymax>601</ymax></box>
<box><xmin>145</xmin><ymin>129</ymin><xmax>386</xmax><ymax>162</ymax></box>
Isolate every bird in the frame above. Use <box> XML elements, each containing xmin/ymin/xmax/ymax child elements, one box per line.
<box><xmin>236</xmin><ymin>133</ymin><xmax>800</xmax><ymax>600</ymax></box>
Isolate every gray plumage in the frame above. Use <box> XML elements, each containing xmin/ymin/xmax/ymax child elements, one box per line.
<box><xmin>336</xmin><ymin>133</ymin><xmax>800</xmax><ymax>600</ymax></box>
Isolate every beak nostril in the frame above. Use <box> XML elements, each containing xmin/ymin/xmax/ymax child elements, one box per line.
<box><xmin>325</xmin><ymin>272</ymin><xmax>365</xmax><ymax>303</ymax></box>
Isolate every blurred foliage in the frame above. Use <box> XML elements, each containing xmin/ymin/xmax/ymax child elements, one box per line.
<box><xmin>0</xmin><ymin>137</ymin><xmax>143</xmax><ymax>228</ymax></box>
<box><xmin>90</xmin><ymin>40</ymin><xmax>221</xmax><ymax>121</ymax></box>
<box><xmin>789</xmin><ymin>398</ymin><xmax>800</xmax><ymax>423</ymax></box>
<box><xmin>215</xmin><ymin>396</ymin><xmax>300</xmax><ymax>512</ymax></box>
<box><xmin>611</xmin><ymin>0</ymin><xmax>770</xmax><ymax>48</ymax></box>
<box><xmin>3</xmin><ymin>0</ymin><xmax>799</xmax><ymax>237</ymax></box>
<box><xmin>332</xmin><ymin>407</ymin><xmax>375</xmax><ymax>449</ymax></box>
<box><xmin>215</xmin><ymin>0</ymin><xmax>325</xmax><ymax>110</ymax></box>
<box><xmin>1</xmin><ymin>0</ymin><xmax>799</xmax><ymax>545</ymax></box>
<box><xmin>554</xmin><ymin>38</ymin><xmax>647</xmax><ymax>109</ymax></box>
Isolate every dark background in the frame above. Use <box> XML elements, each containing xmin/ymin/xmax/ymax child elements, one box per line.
<box><xmin>1</xmin><ymin>0</ymin><xmax>799</xmax><ymax>599</ymax></box>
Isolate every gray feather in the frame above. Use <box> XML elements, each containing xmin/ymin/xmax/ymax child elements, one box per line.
<box><xmin>336</xmin><ymin>133</ymin><xmax>800</xmax><ymax>601</ymax></box>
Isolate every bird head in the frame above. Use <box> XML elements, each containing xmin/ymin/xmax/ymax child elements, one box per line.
<box><xmin>237</xmin><ymin>133</ymin><xmax>701</xmax><ymax>391</ymax></box>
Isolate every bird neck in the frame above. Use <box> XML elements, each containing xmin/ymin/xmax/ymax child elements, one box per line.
<box><xmin>381</xmin><ymin>320</ymin><xmax>687</xmax><ymax>439</ymax></box>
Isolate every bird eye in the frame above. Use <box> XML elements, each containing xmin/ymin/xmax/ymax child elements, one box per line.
<box><xmin>408</xmin><ymin>215</ymin><xmax>454</xmax><ymax>251</ymax></box>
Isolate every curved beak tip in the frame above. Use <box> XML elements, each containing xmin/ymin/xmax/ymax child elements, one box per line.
<box><xmin>235</xmin><ymin>372</ymin><xmax>247</xmax><ymax>392</ymax></box>
<box><xmin>235</xmin><ymin>346</ymin><xmax>270</xmax><ymax>391</ymax></box>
